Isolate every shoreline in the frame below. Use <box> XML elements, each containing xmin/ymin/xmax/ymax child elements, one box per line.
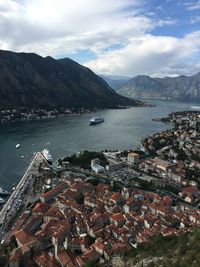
<box><xmin>0</xmin><ymin>102</ymin><xmax>152</xmax><ymax>125</ymax></box>
<box><xmin>0</xmin><ymin>152</ymin><xmax>46</xmax><ymax>239</ymax></box>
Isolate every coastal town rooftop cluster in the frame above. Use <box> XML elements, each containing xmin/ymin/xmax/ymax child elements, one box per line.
<box><xmin>7</xmin><ymin>177</ymin><xmax>200</xmax><ymax>267</ymax></box>
<box><xmin>2</xmin><ymin>110</ymin><xmax>200</xmax><ymax>267</ymax></box>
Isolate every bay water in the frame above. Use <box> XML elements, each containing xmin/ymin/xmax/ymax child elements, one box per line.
<box><xmin>0</xmin><ymin>100</ymin><xmax>198</xmax><ymax>190</ymax></box>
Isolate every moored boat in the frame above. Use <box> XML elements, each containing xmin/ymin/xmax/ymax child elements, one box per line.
<box><xmin>41</xmin><ymin>149</ymin><xmax>53</xmax><ymax>165</ymax></box>
<box><xmin>0</xmin><ymin>197</ymin><xmax>5</xmax><ymax>205</ymax></box>
<box><xmin>0</xmin><ymin>187</ymin><xmax>10</xmax><ymax>197</ymax></box>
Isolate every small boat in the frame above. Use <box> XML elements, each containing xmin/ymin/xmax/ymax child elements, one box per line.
<box><xmin>90</xmin><ymin>116</ymin><xmax>104</xmax><ymax>125</ymax></box>
<box><xmin>21</xmin><ymin>155</ymin><xmax>25</xmax><ymax>159</ymax></box>
<box><xmin>0</xmin><ymin>187</ymin><xmax>10</xmax><ymax>197</ymax></box>
<box><xmin>0</xmin><ymin>197</ymin><xmax>5</xmax><ymax>205</ymax></box>
<box><xmin>16</xmin><ymin>144</ymin><xmax>21</xmax><ymax>149</ymax></box>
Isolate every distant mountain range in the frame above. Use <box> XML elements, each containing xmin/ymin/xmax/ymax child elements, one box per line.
<box><xmin>0</xmin><ymin>50</ymin><xmax>141</xmax><ymax>109</ymax></box>
<box><xmin>117</xmin><ymin>73</ymin><xmax>200</xmax><ymax>100</ymax></box>
<box><xmin>100</xmin><ymin>75</ymin><xmax>130</xmax><ymax>90</ymax></box>
<box><xmin>105</xmin><ymin>73</ymin><xmax>200</xmax><ymax>101</ymax></box>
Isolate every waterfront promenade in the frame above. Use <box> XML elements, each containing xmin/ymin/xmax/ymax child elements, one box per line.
<box><xmin>0</xmin><ymin>152</ymin><xmax>45</xmax><ymax>240</ymax></box>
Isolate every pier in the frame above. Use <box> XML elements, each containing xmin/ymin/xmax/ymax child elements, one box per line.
<box><xmin>0</xmin><ymin>152</ymin><xmax>45</xmax><ymax>240</ymax></box>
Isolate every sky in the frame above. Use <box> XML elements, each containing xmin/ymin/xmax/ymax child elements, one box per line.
<box><xmin>1</xmin><ymin>0</ymin><xmax>200</xmax><ymax>77</ymax></box>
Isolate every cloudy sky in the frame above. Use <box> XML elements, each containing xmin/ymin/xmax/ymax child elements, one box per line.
<box><xmin>1</xmin><ymin>0</ymin><xmax>200</xmax><ymax>77</ymax></box>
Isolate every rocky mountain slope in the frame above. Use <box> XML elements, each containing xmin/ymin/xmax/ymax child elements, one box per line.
<box><xmin>118</xmin><ymin>73</ymin><xmax>200</xmax><ymax>101</ymax></box>
<box><xmin>0</xmin><ymin>50</ymin><xmax>139</xmax><ymax>109</ymax></box>
<box><xmin>111</xmin><ymin>229</ymin><xmax>200</xmax><ymax>267</ymax></box>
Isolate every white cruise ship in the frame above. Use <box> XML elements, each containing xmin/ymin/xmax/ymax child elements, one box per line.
<box><xmin>42</xmin><ymin>149</ymin><xmax>53</xmax><ymax>165</ymax></box>
<box><xmin>90</xmin><ymin>116</ymin><xmax>104</xmax><ymax>125</ymax></box>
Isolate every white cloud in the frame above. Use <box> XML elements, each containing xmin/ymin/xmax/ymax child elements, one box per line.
<box><xmin>85</xmin><ymin>31</ymin><xmax>200</xmax><ymax>77</ymax></box>
<box><xmin>0</xmin><ymin>0</ymin><xmax>150</xmax><ymax>54</ymax></box>
<box><xmin>185</xmin><ymin>0</ymin><xmax>200</xmax><ymax>10</ymax></box>
<box><xmin>0</xmin><ymin>0</ymin><xmax>176</xmax><ymax>57</ymax></box>
<box><xmin>0</xmin><ymin>0</ymin><xmax>199</xmax><ymax>77</ymax></box>
<box><xmin>190</xmin><ymin>15</ymin><xmax>200</xmax><ymax>24</ymax></box>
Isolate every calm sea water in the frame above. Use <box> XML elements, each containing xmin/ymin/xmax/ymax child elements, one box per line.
<box><xmin>0</xmin><ymin>100</ymin><xmax>198</xmax><ymax>190</ymax></box>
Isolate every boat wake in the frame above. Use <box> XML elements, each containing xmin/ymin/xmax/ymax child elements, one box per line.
<box><xmin>45</xmin><ymin>142</ymin><xmax>50</xmax><ymax>145</ymax></box>
<box><xmin>191</xmin><ymin>106</ymin><xmax>200</xmax><ymax>110</ymax></box>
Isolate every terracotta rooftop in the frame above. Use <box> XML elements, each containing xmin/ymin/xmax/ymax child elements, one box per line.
<box><xmin>34</xmin><ymin>251</ymin><xmax>59</xmax><ymax>267</ymax></box>
<box><xmin>32</xmin><ymin>202</ymin><xmax>50</xmax><ymax>214</ymax></box>
<box><xmin>75</xmin><ymin>255</ymin><xmax>86</xmax><ymax>267</ymax></box>
<box><xmin>182</xmin><ymin>186</ymin><xmax>199</xmax><ymax>194</ymax></box>
<box><xmin>36</xmin><ymin>219</ymin><xmax>71</xmax><ymax>242</ymax></box>
<box><xmin>110</xmin><ymin>192</ymin><xmax>122</xmax><ymax>202</ymax></box>
<box><xmin>111</xmin><ymin>213</ymin><xmax>125</xmax><ymax>222</ymax></box>
<box><xmin>15</xmin><ymin>230</ymin><xmax>39</xmax><ymax>246</ymax></box>
<box><xmin>45</xmin><ymin>204</ymin><xmax>65</xmax><ymax>220</ymax></box>
<box><xmin>57</xmin><ymin>250</ymin><xmax>75</xmax><ymax>267</ymax></box>
<box><xmin>71</xmin><ymin>182</ymin><xmax>93</xmax><ymax>192</ymax></box>
<box><xmin>40</xmin><ymin>181</ymin><xmax>68</xmax><ymax>199</ymax></box>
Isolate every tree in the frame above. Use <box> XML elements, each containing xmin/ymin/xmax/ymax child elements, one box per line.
<box><xmin>77</xmin><ymin>192</ymin><xmax>84</xmax><ymax>205</ymax></box>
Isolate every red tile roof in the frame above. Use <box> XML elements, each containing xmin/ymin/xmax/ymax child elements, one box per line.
<box><xmin>110</xmin><ymin>192</ymin><xmax>122</xmax><ymax>202</ymax></box>
<box><xmin>40</xmin><ymin>181</ymin><xmax>68</xmax><ymax>199</ymax></box>
<box><xmin>15</xmin><ymin>230</ymin><xmax>39</xmax><ymax>246</ymax></box>
<box><xmin>32</xmin><ymin>202</ymin><xmax>50</xmax><ymax>214</ymax></box>
<box><xmin>182</xmin><ymin>186</ymin><xmax>199</xmax><ymax>194</ymax></box>
<box><xmin>34</xmin><ymin>251</ymin><xmax>59</xmax><ymax>267</ymax></box>
<box><xmin>111</xmin><ymin>213</ymin><xmax>125</xmax><ymax>222</ymax></box>
<box><xmin>57</xmin><ymin>250</ymin><xmax>75</xmax><ymax>267</ymax></box>
<box><xmin>36</xmin><ymin>219</ymin><xmax>71</xmax><ymax>242</ymax></box>
<box><xmin>44</xmin><ymin>204</ymin><xmax>65</xmax><ymax>220</ymax></box>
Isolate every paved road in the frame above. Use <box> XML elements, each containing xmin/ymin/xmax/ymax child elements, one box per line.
<box><xmin>0</xmin><ymin>152</ymin><xmax>45</xmax><ymax>240</ymax></box>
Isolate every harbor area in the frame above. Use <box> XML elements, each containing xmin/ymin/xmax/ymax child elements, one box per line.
<box><xmin>0</xmin><ymin>152</ymin><xmax>49</xmax><ymax>242</ymax></box>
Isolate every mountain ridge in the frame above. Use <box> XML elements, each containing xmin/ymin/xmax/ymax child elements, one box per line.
<box><xmin>0</xmin><ymin>50</ymin><xmax>141</xmax><ymax>109</ymax></box>
<box><xmin>117</xmin><ymin>72</ymin><xmax>200</xmax><ymax>101</ymax></box>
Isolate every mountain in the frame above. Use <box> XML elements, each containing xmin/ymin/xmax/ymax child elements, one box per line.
<box><xmin>0</xmin><ymin>50</ymin><xmax>140</xmax><ymax>109</ymax></box>
<box><xmin>118</xmin><ymin>73</ymin><xmax>200</xmax><ymax>101</ymax></box>
<box><xmin>101</xmin><ymin>75</ymin><xmax>130</xmax><ymax>91</ymax></box>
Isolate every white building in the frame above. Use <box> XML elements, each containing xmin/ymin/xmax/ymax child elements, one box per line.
<box><xmin>127</xmin><ymin>152</ymin><xmax>140</xmax><ymax>164</ymax></box>
<box><xmin>91</xmin><ymin>158</ymin><xmax>100</xmax><ymax>165</ymax></box>
<box><xmin>91</xmin><ymin>164</ymin><xmax>104</xmax><ymax>173</ymax></box>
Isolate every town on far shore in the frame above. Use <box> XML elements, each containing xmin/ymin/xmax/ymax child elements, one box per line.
<box><xmin>0</xmin><ymin>104</ymin><xmax>147</xmax><ymax>124</ymax></box>
<box><xmin>1</xmin><ymin>110</ymin><xmax>200</xmax><ymax>267</ymax></box>
<box><xmin>0</xmin><ymin>107</ymin><xmax>92</xmax><ymax>124</ymax></box>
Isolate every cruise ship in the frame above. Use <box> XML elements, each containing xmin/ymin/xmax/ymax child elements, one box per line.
<box><xmin>90</xmin><ymin>116</ymin><xmax>104</xmax><ymax>125</ymax></box>
<box><xmin>0</xmin><ymin>187</ymin><xmax>10</xmax><ymax>197</ymax></box>
<box><xmin>41</xmin><ymin>149</ymin><xmax>53</xmax><ymax>165</ymax></box>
